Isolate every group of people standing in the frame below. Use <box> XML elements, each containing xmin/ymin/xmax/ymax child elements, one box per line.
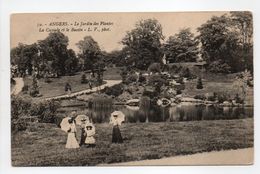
<box><xmin>63</xmin><ymin>111</ymin><xmax>124</xmax><ymax>149</ymax></box>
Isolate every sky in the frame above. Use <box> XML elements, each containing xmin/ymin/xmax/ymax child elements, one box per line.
<box><xmin>11</xmin><ymin>12</ymin><xmax>227</xmax><ymax>53</ymax></box>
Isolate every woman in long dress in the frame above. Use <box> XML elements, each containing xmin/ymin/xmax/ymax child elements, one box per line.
<box><xmin>66</xmin><ymin>118</ymin><xmax>79</xmax><ymax>149</ymax></box>
<box><xmin>111</xmin><ymin>115</ymin><xmax>123</xmax><ymax>143</ymax></box>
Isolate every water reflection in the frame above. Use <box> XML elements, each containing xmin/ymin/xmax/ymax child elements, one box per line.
<box><xmin>86</xmin><ymin>103</ymin><xmax>253</xmax><ymax>123</ymax></box>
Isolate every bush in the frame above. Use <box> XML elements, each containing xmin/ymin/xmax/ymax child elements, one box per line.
<box><xmin>176</xmin><ymin>77</ymin><xmax>184</xmax><ymax>84</ymax></box>
<box><xmin>11</xmin><ymin>96</ymin><xmax>31</xmax><ymax>120</ymax></box>
<box><xmin>81</xmin><ymin>73</ymin><xmax>88</xmax><ymax>84</ymax></box>
<box><xmin>196</xmin><ymin>77</ymin><xmax>203</xmax><ymax>89</ymax></box>
<box><xmin>208</xmin><ymin>60</ymin><xmax>231</xmax><ymax>73</ymax></box>
<box><xmin>215</xmin><ymin>92</ymin><xmax>231</xmax><ymax>103</ymax></box>
<box><xmin>181</xmin><ymin>68</ymin><xmax>191</xmax><ymax>79</ymax></box>
<box><xmin>234</xmin><ymin>93</ymin><xmax>244</xmax><ymax>104</ymax></box>
<box><xmin>103</xmin><ymin>83</ymin><xmax>124</xmax><ymax>97</ymax></box>
<box><xmin>148</xmin><ymin>74</ymin><xmax>167</xmax><ymax>94</ymax></box>
<box><xmin>148</xmin><ymin>63</ymin><xmax>161</xmax><ymax>73</ymax></box>
<box><xmin>176</xmin><ymin>89</ymin><xmax>182</xmax><ymax>95</ymax></box>
<box><xmin>125</xmin><ymin>74</ymin><xmax>138</xmax><ymax>84</ymax></box>
<box><xmin>207</xmin><ymin>95</ymin><xmax>216</xmax><ymax>102</ymax></box>
<box><xmin>11</xmin><ymin>118</ymin><xmax>28</xmax><ymax>132</ymax></box>
<box><xmin>11</xmin><ymin>96</ymin><xmax>61</xmax><ymax>133</ymax></box>
<box><xmin>32</xmin><ymin>101</ymin><xmax>61</xmax><ymax>123</ymax></box>
<box><xmin>194</xmin><ymin>94</ymin><xmax>206</xmax><ymax>100</ymax></box>
<box><xmin>29</xmin><ymin>77</ymin><xmax>39</xmax><ymax>97</ymax></box>
<box><xmin>138</xmin><ymin>73</ymin><xmax>146</xmax><ymax>83</ymax></box>
<box><xmin>22</xmin><ymin>85</ymin><xmax>29</xmax><ymax>93</ymax></box>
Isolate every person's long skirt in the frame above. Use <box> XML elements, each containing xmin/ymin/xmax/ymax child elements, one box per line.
<box><xmin>112</xmin><ymin>125</ymin><xmax>123</xmax><ymax>143</ymax></box>
<box><xmin>79</xmin><ymin>129</ymin><xmax>86</xmax><ymax>146</ymax></box>
<box><xmin>66</xmin><ymin>132</ymin><xmax>79</xmax><ymax>148</ymax></box>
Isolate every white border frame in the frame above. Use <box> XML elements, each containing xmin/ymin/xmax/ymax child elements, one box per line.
<box><xmin>0</xmin><ymin>0</ymin><xmax>259</xmax><ymax>174</ymax></box>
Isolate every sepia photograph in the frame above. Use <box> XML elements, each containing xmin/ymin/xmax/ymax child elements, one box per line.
<box><xmin>10</xmin><ymin>12</ymin><xmax>253</xmax><ymax>166</ymax></box>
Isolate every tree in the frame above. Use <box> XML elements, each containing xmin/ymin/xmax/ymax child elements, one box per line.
<box><xmin>11</xmin><ymin>43</ymin><xmax>38</xmax><ymax>75</ymax></box>
<box><xmin>38</xmin><ymin>32</ymin><xmax>71</xmax><ymax>76</ymax></box>
<box><xmin>197</xmin><ymin>14</ymin><xmax>252</xmax><ymax>73</ymax></box>
<box><xmin>64</xmin><ymin>49</ymin><xmax>78</xmax><ymax>75</ymax></box>
<box><xmin>122</xmin><ymin>19</ymin><xmax>164</xmax><ymax>70</ymax></box>
<box><xmin>81</xmin><ymin>73</ymin><xmax>87</xmax><ymax>84</ymax></box>
<box><xmin>76</xmin><ymin>36</ymin><xmax>102</xmax><ymax>74</ymax></box>
<box><xmin>163</xmin><ymin>28</ymin><xmax>199</xmax><ymax>63</ymax></box>
<box><xmin>30</xmin><ymin>76</ymin><xmax>40</xmax><ymax>97</ymax></box>
<box><xmin>230</xmin><ymin>12</ymin><xmax>253</xmax><ymax>72</ymax></box>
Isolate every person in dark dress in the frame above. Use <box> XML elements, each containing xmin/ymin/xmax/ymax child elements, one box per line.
<box><xmin>79</xmin><ymin>124</ymin><xmax>86</xmax><ymax>146</ymax></box>
<box><xmin>111</xmin><ymin>115</ymin><xmax>123</xmax><ymax>143</ymax></box>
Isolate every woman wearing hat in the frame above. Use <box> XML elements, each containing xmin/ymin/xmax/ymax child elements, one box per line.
<box><xmin>110</xmin><ymin>113</ymin><xmax>123</xmax><ymax>143</ymax></box>
<box><xmin>65</xmin><ymin>112</ymin><xmax>79</xmax><ymax>149</ymax></box>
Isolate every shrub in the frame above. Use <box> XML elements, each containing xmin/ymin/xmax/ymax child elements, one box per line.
<box><xmin>215</xmin><ymin>92</ymin><xmax>231</xmax><ymax>103</ymax></box>
<box><xmin>33</xmin><ymin>101</ymin><xmax>61</xmax><ymax>123</ymax></box>
<box><xmin>181</xmin><ymin>68</ymin><xmax>191</xmax><ymax>79</ymax></box>
<box><xmin>176</xmin><ymin>89</ymin><xmax>182</xmax><ymax>95</ymax></box>
<box><xmin>194</xmin><ymin>94</ymin><xmax>206</xmax><ymax>100</ymax></box>
<box><xmin>125</xmin><ymin>74</ymin><xmax>138</xmax><ymax>84</ymax></box>
<box><xmin>196</xmin><ymin>77</ymin><xmax>203</xmax><ymax>89</ymax></box>
<box><xmin>138</xmin><ymin>73</ymin><xmax>146</xmax><ymax>83</ymax></box>
<box><xmin>208</xmin><ymin>60</ymin><xmax>231</xmax><ymax>73</ymax></box>
<box><xmin>148</xmin><ymin>63</ymin><xmax>161</xmax><ymax>73</ymax></box>
<box><xmin>11</xmin><ymin>96</ymin><xmax>61</xmax><ymax>132</ymax></box>
<box><xmin>176</xmin><ymin>77</ymin><xmax>184</xmax><ymax>84</ymax></box>
<box><xmin>207</xmin><ymin>95</ymin><xmax>216</xmax><ymax>101</ymax></box>
<box><xmin>81</xmin><ymin>73</ymin><xmax>88</xmax><ymax>84</ymax></box>
<box><xmin>103</xmin><ymin>83</ymin><xmax>124</xmax><ymax>97</ymax></box>
<box><xmin>11</xmin><ymin>96</ymin><xmax>31</xmax><ymax>120</ymax></box>
<box><xmin>22</xmin><ymin>85</ymin><xmax>29</xmax><ymax>93</ymax></box>
<box><xmin>234</xmin><ymin>93</ymin><xmax>244</xmax><ymax>104</ymax></box>
<box><xmin>29</xmin><ymin>77</ymin><xmax>39</xmax><ymax>97</ymax></box>
<box><xmin>148</xmin><ymin>74</ymin><xmax>167</xmax><ymax>94</ymax></box>
<box><xmin>11</xmin><ymin>118</ymin><xmax>28</xmax><ymax>132</ymax></box>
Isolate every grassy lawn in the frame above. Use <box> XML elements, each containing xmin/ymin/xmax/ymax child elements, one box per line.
<box><xmin>103</xmin><ymin>67</ymin><xmax>122</xmax><ymax>80</ymax></box>
<box><xmin>182</xmin><ymin>74</ymin><xmax>253</xmax><ymax>105</ymax></box>
<box><xmin>22</xmin><ymin>67</ymin><xmax>122</xmax><ymax>99</ymax></box>
<box><xmin>12</xmin><ymin>118</ymin><xmax>253</xmax><ymax>166</ymax></box>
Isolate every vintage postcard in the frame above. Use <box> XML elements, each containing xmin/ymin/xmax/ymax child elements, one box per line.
<box><xmin>10</xmin><ymin>12</ymin><xmax>253</xmax><ymax>166</ymax></box>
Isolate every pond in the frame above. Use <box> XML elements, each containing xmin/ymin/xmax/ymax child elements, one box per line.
<box><xmin>71</xmin><ymin>102</ymin><xmax>253</xmax><ymax>123</ymax></box>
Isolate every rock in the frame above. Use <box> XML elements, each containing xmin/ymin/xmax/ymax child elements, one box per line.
<box><xmin>222</xmin><ymin>101</ymin><xmax>232</xmax><ymax>106</ymax></box>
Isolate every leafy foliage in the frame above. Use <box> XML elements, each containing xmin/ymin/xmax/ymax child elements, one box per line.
<box><xmin>77</xmin><ymin>36</ymin><xmax>103</xmax><ymax>71</ymax></box>
<box><xmin>29</xmin><ymin>77</ymin><xmax>40</xmax><ymax>97</ymax></box>
<box><xmin>103</xmin><ymin>83</ymin><xmax>124</xmax><ymax>97</ymax></box>
<box><xmin>11</xmin><ymin>96</ymin><xmax>61</xmax><ymax>132</ymax></box>
<box><xmin>148</xmin><ymin>63</ymin><xmax>161</xmax><ymax>73</ymax></box>
<box><xmin>197</xmin><ymin>13</ymin><xmax>253</xmax><ymax>73</ymax></box>
<box><xmin>122</xmin><ymin>19</ymin><xmax>164</xmax><ymax>70</ymax></box>
<box><xmin>81</xmin><ymin>73</ymin><xmax>88</xmax><ymax>84</ymax></box>
<box><xmin>38</xmin><ymin>32</ymin><xmax>78</xmax><ymax>76</ymax></box>
<box><xmin>163</xmin><ymin>28</ymin><xmax>199</xmax><ymax>63</ymax></box>
<box><xmin>196</xmin><ymin>77</ymin><xmax>203</xmax><ymax>89</ymax></box>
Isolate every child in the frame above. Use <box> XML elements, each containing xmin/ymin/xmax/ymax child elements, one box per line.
<box><xmin>84</xmin><ymin>123</ymin><xmax>96</xmax><ymax>147</ymax></box>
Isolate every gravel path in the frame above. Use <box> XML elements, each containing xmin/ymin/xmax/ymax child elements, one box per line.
<box><xmin>45</xmin><ymin>80</ymin><xmax>122</xmax><ymax>101</ymax></box>
<box><xmin>103</xmin><ymin>148</ymin><xmax>253</xmax><ymax>166</ymax></box>
<box><xmin>11</xmin><ymin>78</ymin><xmax>24</xmax><ymax>95</ymax></box>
